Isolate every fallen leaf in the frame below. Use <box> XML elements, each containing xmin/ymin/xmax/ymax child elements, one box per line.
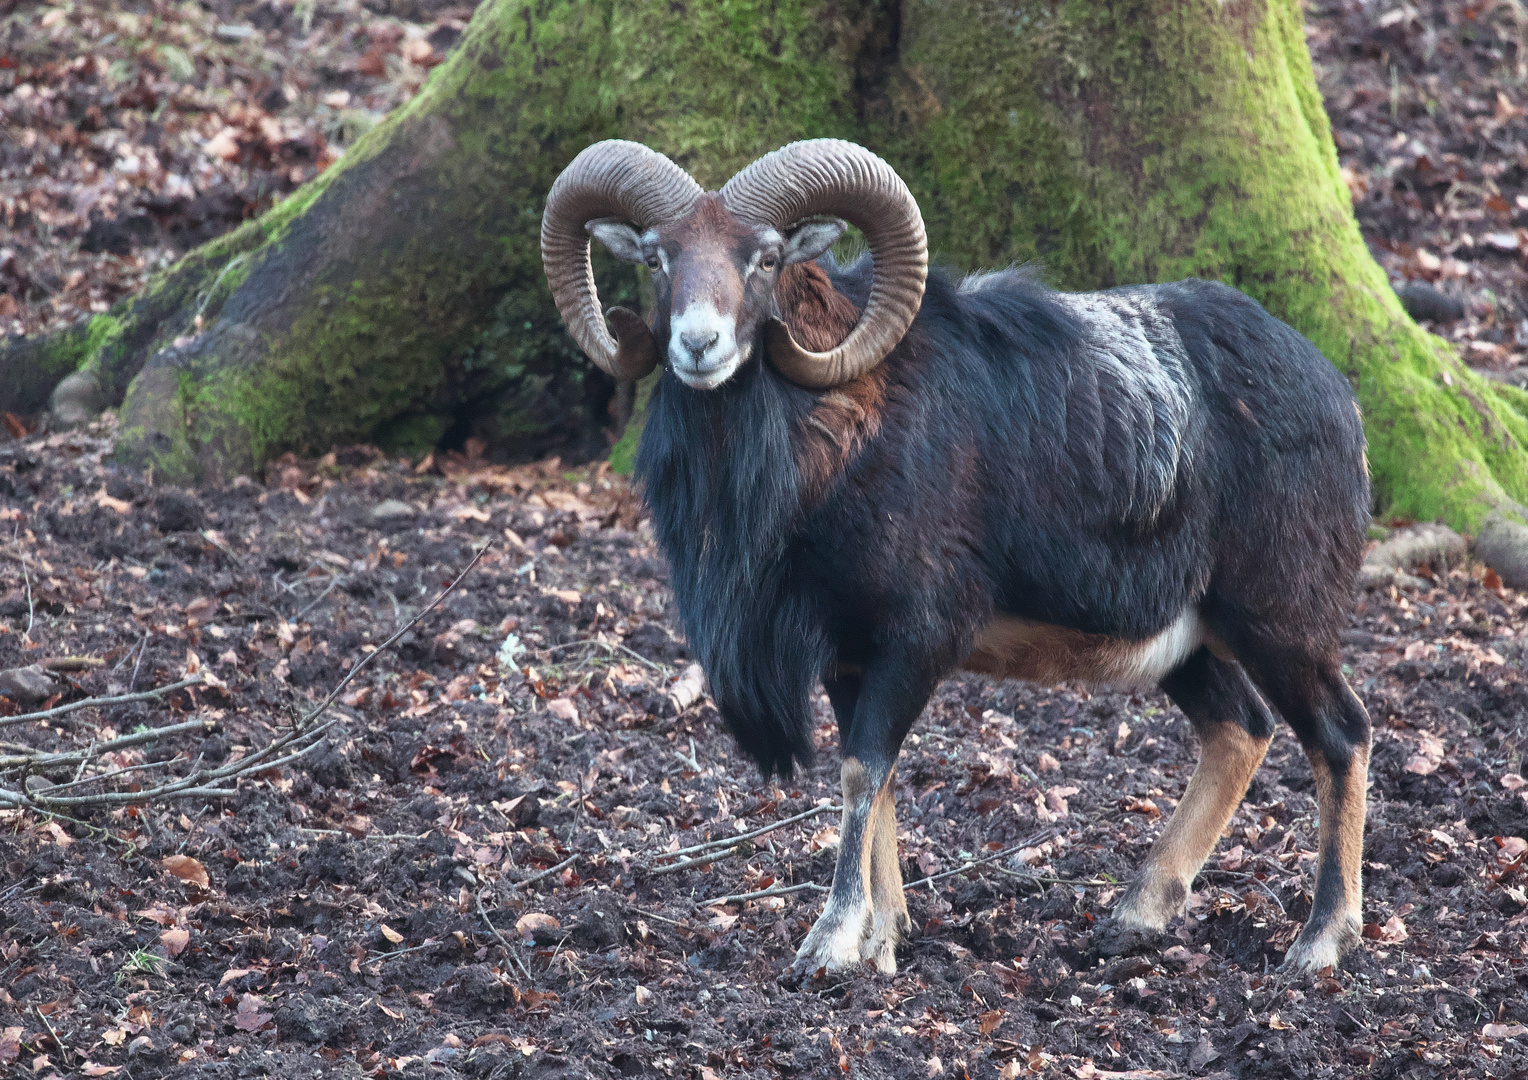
<box><xmin>379</xmin><ymin>924</ymin><xmax>404</xmax><ymax>944</ymax></box>
<box><xmin>1036</xmin><ymin>752</ymin><xmax>1061</xmax><ymax>773</ymax></box>
<box><xmin>515</xmin><ymin>912</ymin><xmax>560</xmax><ymax>944</ymax></box>
<box><xmin>81</xmin><ymin>1063</ymin><xmax>122</xmax><ymax>1076</ymax></box>
<box><xmin>979</xmin><ymin>1009</ymin><xmax>1003</xmax><ymax>1035</ymax></box>
<box><xmin>205</xmin><ymin>127</ymin><xmax>241</xmax><ymax>160</ymax></box>
<box><xmin>1482</xmin><ymin>1023</ymin><xmax>1528</xmax><ymax>1039</ymax></box>
<box><xmin>160</xmin><ymin>927</ymin><xmax>190</xmax><ymax>957</ymax></box>
<box><xmin>1362</xmin><ymin>915</ymin><xmax>1408</xmax><ymax>943</ymax></box>
<box><xmin>218</xmin><ymin>969</ymin><xmax>252</xmax><ymax>986</ymax></box>
<box><xmin>233</xmin><ymin>994</ymin><xmax>272</xmax><ymax>1032</ymax></box>
<box><xmin>669</xmin><ymin>663</ymin><xmax>706</xmax><ymax>712</ymax></box>
<box><xmin>94</xmin><ymin>488</ymin><xmax>132</xmax><ymax>514</ymax></box>
<box><xmin>1403</xmin><ymin>731</ymin><xmax>1445</xmax><ymax>776</ymax></box>
<box><xmin>162</xmin><ymin>855</ymin><xmax>209</xmax><ymax>889</ymax></box>
<box><xmin>545</xmin><ymin>698</ymin><xmax>579</xmax><ymax>722</ymax></box>
<box><xmin>1045</xmin><ymin>785</ymin><xmax>1080</xmax><ymax>817</ymax></box>
<box><xmin>634</xmin><ymin>984</ymin><xmax>653</xmax><ymax>1006</ymax></box>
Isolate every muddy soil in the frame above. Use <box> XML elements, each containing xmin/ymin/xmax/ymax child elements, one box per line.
<box><xmin>1</xmin><ymin>427</ymin><xmax>1527</xmax><ymax>1079</ymax></box>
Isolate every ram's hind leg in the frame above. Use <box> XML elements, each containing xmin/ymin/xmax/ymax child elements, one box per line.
<box><xmin>1109</xmin><ymin>648</ymin><xmax>1273</xmax><ymax>945</ymax></box>
<box><xmin>1243</xmin><ymin>661</ymin><xmax>1371</xmax><ymax>973</ymax></box>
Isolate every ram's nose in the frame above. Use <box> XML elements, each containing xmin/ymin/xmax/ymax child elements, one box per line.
<box><xmin>680</xmin><ymin>329</ymin><xmax>719</xmax><ymax>361</ymax></box>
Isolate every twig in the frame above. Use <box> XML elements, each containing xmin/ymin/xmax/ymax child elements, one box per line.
<box><xmin>989</xmin><ymin>865</ymin><xmax>1114</xmax><ymax>888</ymax></box>
<box><xmin>503</xmin><ymin>853</ymin><xmax>577</xmax><ymax>892</ymax></box>
<box><xmin>0</xmin><ymin>677</ymin><xmax>204</xmax><ymax>729</ymax></box>
<box><xmin>540</xmin><ymin>637</ymin><xmax>670</xmax><ymax>674</ymax></box>
<box><xmin>291</xmin><ymin>572</ymin><xmax>343</xmax><ymax>622</ymax></box>
<box><xmin>34</xmin><ymin>1003</ymin><xmax>69</xmax><ymax>1067</ymax></box>
<box><xmin>703</xmin><ymin>881</ymin><xmax>829</xmax><ymax>905</ymax></box>
<box><xmin>20</xmin><ymin>552</ymin><xmax>34</xmax><ymax>642</ymax></box>
<box><xmin>1</xmin><ymin>545</ymin><xmax>490</xmax><ymax>818</ymax></box>
<box><xmin>902</xmin><ymin>828</ymin><xmax>1060</xmax><ymax>892</ymax></box>
<box><xmin>111</xmin><ymin>633</ymin><xmax>150</xmax><ymax>674</ymax></box>
<box><xmin>476</xmin><ymin>889</ymin><xmax>533</xmax><ymax>981</ymax></box>
<box><xmin>0</xmin><ymin>718</ymin><xmax>215</xmax><ymax>770</ymax></box>
<box><xmin>295</xmin><ymin>541</ymin><xmax>492</xmax><ymax>730</ymax></box>
<box><xmin>652</xmin><ymin>802</ymin><xmax>840</xmax><ymax>863</ymax></box>
<box><xmin>296</xmin><ymin>828</ymin><xmax>430</xmax><ymax>841</ymax></box>
<box><xmin>367</xmin><ymin>939</ymin><xmax>441</xmax><ymax>962</ymax></box>
<box><xmin>128</xmin><ymin>632</ymin><xmax>150</xmax><ymax>692</ymax></box>
<box><xmin>646</xmin><ymin>843</ymin><xmax>750</xmax><ymax>877</ymax></box>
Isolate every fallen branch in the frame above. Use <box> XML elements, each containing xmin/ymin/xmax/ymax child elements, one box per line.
<box><xmin>902</xmin><ymin>828</ymin><xmax>1061</xmax><ymax>892</ymax></box>
<box><xmin>0</xmin><ymin>543</ymin><xmax>493</xmax><ymax>816</ymax></box>
<box><xmin>0</xmin><ymin>676</ymin><xmax>205</xmax><ymax>729</ymax></box>
<box><xmin>702</xmin><ymin>881</ymin><xmax>829</xmax><ymax>905</ymax></box>
<box><xmin>652</xmin><ymin>802</ymin><xmax>840</xmax><ymax>863</ymax></box>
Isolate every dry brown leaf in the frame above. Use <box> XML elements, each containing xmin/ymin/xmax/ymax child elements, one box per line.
<box><xmin>515</xmin><ymin>913</ymin><xmax>560</xmax><ymax>944</ymax></box>
<box><xmin>162</xmin><ymin>855</ymin><xmax>209</xmax><ymax>889</ymax></box>
<box><xmin>379</xmin><ymin>924</ymin><xmax>404</xmax><ymax>944</ymax></box>
<box><xmin>160</xmin><ymin>927</ymin><xmax>190</xmax><ymax>957</ymax></box>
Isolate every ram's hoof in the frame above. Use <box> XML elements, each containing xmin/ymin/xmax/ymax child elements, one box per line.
<box><xmin>1095</xmin><ymin>920</ymin><xmax>1164</xmax><ymax>959</ymax></box>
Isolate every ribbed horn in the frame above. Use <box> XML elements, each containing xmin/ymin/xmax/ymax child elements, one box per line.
<box><xmin>541</xmin><ymin>141</ymin><xmax>703</xmax><ymax>379</ymax></box>
<box><xmin>721</xmin><ymin>140</ymin><xmax>926</xmax><ymax>388</ymax></box>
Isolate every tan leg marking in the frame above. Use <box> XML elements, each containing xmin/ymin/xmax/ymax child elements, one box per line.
<box><xmin>1114</xmin><ymin>721</ymin><xmax>1271</xmax><ymax>931</ymax></box>
<box><xmin>863</xmin><ymin>767</ymin><xmax>908</xmax><ymax>973</ymax></box>
<box><xmin>1282</xmin><ymin>741</ymin><xmax>1369</xmax><ymax>973</ymax></box>
<box><xmin>792</xmin><ymin>757</ymin><xmax>876</xmax><ymax>976</ymax></box>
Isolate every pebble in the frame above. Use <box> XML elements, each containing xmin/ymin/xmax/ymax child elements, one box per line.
<box><xmin>0</xmin><ymin>664</ymin><xmax>55</xmax><ymax>704</ymax></box>
<box><xmin>370</xmin><ymin>499</ymin><xmax>417</xmax><ymax>520</ymax></box>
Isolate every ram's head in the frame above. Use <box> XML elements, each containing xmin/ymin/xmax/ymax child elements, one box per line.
<box><xmin>540</xmin><ymin>140</ymin><xmax>927</xmax><ymax>391</ymax></box>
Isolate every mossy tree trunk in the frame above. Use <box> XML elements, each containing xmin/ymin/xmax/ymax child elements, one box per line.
<box><xmin>872</xmin><ymin>0</ymin><xmax>1528</xmax><ymax>531</ymax></box>
<box><xmin>10</xmin><ymin>0</ymin><xmax>1527</xmax><ymax>530</ymax></box>
<box><xmin>6</xmin><ymin>0</ymin><xmax>884</xmax><ymax>481</ymax></box>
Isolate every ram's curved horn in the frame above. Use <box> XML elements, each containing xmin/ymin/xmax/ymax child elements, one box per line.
<box><xmin>721</xmin><ymin>140</ymin><xmax>927</xmax><ymax>389</ymax></box>
<box><xmin>541</xmin><ymin>141</ymin><xmax>703</xmax><ymax>379</ymax></box>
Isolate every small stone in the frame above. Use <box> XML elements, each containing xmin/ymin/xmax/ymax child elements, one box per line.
<box><xmin>0</xmin><ymin>664</ymin><xmax>55</xmax><ymax>703</ymax></box>
<box><xmin>370</xmin><ymin>499</ymin><xmax>416</xmax><ymax>521</ymax></box>
<box><xmin>154</xmin><ymin>490</ymin><xmax>205</xmax><ymax>533</ymax></box>
<box><xmin>1395</xmin><ymin>281</ymin><xmax>1466</xmax><ymax>324</ymax></box>
<box><xmin>1476</xmin><ymin>513</ymin><xmax>1528</xmax><ymax>590</ymax></box>
<box><xmin>49</xmin><ymin>369</ymin><xmax>105</xmax><ymax>428</ymax></box>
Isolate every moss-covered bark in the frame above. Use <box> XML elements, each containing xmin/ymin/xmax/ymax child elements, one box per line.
<box><xmin>5</xmin><ymin>0</ymin><xmax>884</xmax><ymax>481</ymax></box>
<box><xmin>11</xmin><ymin>0</ymin><xmax>1524</xmax><ymax>527</ymax></box>
<box><xmin>868</xmin><ymin>0</ymin><xmax>1528</xmax><ymax>529</ymax></box>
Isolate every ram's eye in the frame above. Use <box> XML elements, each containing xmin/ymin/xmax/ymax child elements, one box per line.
<box><xmin>645</xmin><ymin>255</ymin><xmax>661</xmax><ymax>271</ymax></box>
<box><xmin>760</xmin><ymin>256</ymin><xmax>777</xmax><ymax>272</ymax></box>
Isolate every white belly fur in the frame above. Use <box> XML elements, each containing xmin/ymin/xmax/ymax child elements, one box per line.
<box><xmin>963</xmin><ymin>607</ymin><xmax>1205</xmax><ymax>687</ymax></box>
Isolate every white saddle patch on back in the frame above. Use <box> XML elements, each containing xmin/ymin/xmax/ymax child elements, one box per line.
<box><xmin>964</xmin><ymin>607</ymin><xmax>1205</xmax><ymax>686</ymax></box>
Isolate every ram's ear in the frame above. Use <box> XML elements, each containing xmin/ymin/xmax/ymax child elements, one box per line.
<box><xmin>783</xmin><ymin>216</ymin><xmax>848</xmax><ymax>265</ymax></box>
<box><xmin>586</xmin><ymin>219</ymin><xmax>646</xmax><ymax>264</ymax></box>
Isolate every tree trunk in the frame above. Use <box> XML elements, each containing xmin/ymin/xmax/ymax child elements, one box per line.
<box><xmin>868</xmin><ymin>0</ymin><xmax>1528</xmax><ymax>531</ymax></box>
<box><xmin>12</xmin><ymin>0</ymin><xmax>1527</xmax><ymax>530</ymax></box>
<box><xmin>7</xmin><ymin>0</ymin><xmax>885</xmax><ymax>481</ymax></box>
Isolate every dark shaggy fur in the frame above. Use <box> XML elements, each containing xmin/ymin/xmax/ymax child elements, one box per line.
<box><xmin>636</xmin><ymin>256</ymin><xmax>1370</xmax><ymax>780</ymax></box>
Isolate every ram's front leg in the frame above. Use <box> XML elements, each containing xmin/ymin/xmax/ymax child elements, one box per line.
<box><xmin>791</xmin><ymin>658</ymin><xmax>931</xmax><ymax>980</ymax></box>
<box><xmin>790</xmin><ymin>757</ymin><xmax>882</xmax><ymax>976</ymax></box>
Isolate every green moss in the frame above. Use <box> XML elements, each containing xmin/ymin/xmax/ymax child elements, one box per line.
<box><xmin>871</xmin><ymin>0</ymin><xmax>1528</xmax><ymax>528</ymax></box>
<box><xmin>31</xmin><ymin>0</ymin><xmax>1528</xmax><ymax>529</ymax></box>
<box><xmin>608</xmin><ymin>370</ymin><xmax>658</xmax><ymax>476</ymax></box>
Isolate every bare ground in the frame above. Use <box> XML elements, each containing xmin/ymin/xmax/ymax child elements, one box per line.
<box><xmin>1</xmin><ymin>428</ymin><xmax>1527</xmax><ymax>1079</ymax></box>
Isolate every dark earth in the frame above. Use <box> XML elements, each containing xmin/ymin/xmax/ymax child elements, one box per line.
<box><xmin>1</xmin><ymin>422</ymin><xmax>1527</xmax><ymax>1079</ymax></box>
<box><xmin>5</xmin><ymin>0</ymin><xmax>1528</xmax><ymax>1077</ymax></box>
